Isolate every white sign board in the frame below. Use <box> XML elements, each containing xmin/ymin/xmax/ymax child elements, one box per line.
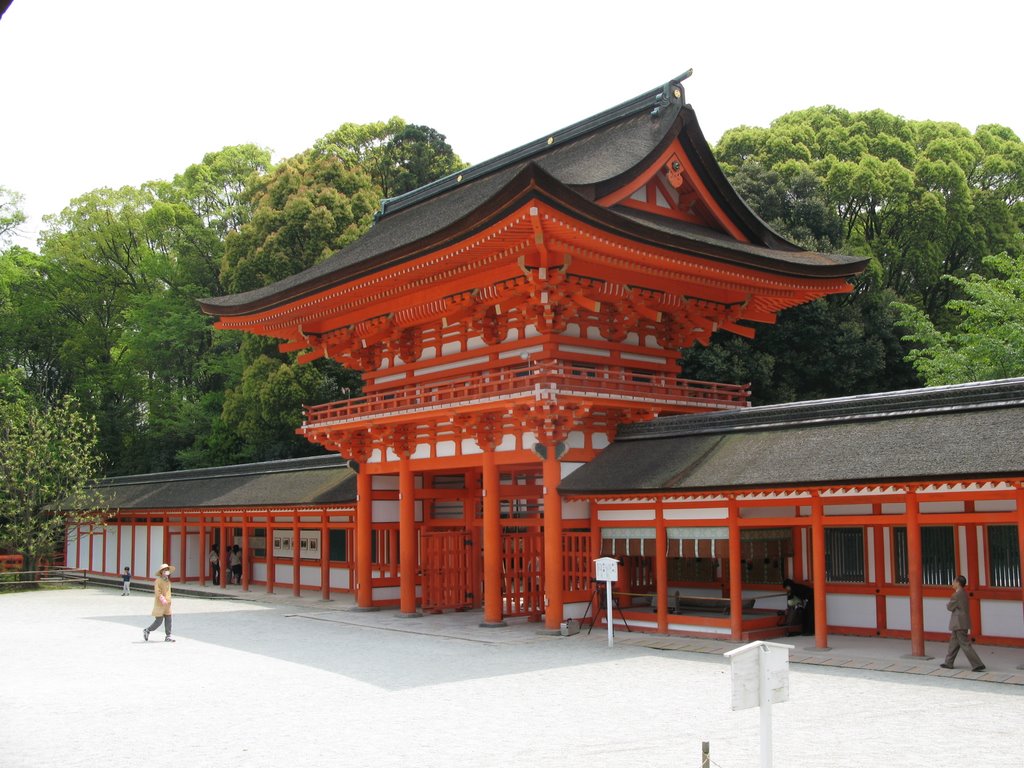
<box><xmin>723</xmin><ymin>641</ymin><xmax>793</xmax><ymax>711</ymax></box>
<box><xmin>594</xmin><ymin>556</ymin><xmax>619</xmax><ymax>582</ymax></box>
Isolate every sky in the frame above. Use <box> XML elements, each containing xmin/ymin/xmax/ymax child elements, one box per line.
<box><xmin>1</xmin><ymin>0</ymin><xmax>1021</xmax><ymax>250</ymax></box>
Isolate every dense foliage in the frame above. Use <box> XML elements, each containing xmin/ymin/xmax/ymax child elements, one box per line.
<box><xmin>1</xmin><ymin>123</ymin><xmax>464</xmax><ymax>475</ymax></box>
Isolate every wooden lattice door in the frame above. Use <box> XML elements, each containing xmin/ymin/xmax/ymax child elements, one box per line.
<box><xmin>501</xmin><ymin>530</ymin><xmax>544</xmax><ymax>619</ymax></box>
<box><xmin>420</xmin><ymin>530</ymin><xmax>474</xmax><ymax>613</ymax></box>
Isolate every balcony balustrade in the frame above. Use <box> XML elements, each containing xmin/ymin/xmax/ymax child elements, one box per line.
<box><xmin>302</xmin><ymin>360</ymin><xmax>749</xmax><ymax>431</ymax></box>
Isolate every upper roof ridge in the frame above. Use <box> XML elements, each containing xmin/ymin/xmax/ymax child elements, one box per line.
<box><xmin>377</xmin><ymin>71</ymin><xmax>694</xmax><ymax>219</ymax></box>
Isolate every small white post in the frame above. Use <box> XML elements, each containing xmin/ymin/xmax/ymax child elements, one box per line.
<box><xmin>606</xmin><ymin>578</ymin><xmax>614</xmax><ymax>648</ymax></box>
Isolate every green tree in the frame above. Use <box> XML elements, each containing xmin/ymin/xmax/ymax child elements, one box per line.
<box><xmin>314</xmin><ymin>117</ymin><xmax>466</xmax><ymax>199</ymax></box>
<box><xmin>220</xmin><ymin>151</ymin><xmax>378</xmax><ymax>294</ymax></box>
<box><xmin>716</xmin><ymin>108</ymin><xmax>1024</xmax><ymax>321</ymax></box>
<box><xmin>0</xmin><ymin>186</ymin><xmax>26</xmax><ymax>247</ymax></box>
<box><xmin>0</xmin><ymin>373</ymin><xmax>107</xmax><ymax>571</ymax></box>
<box><xmin>896</xmin><ymin>248</ymin><xmax>1024</xmax><ymax>384</ymax></box>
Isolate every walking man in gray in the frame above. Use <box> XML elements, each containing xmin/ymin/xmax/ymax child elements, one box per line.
<box><xmin>940</xmin><ymin>575</ymin><xmax>985</xmax><ymax>672</ymax></box>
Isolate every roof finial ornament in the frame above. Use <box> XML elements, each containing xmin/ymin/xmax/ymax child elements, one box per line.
<box><xmin>651</xmin><ymin>69</ymin><xmax>693</xmax><ymax>117</ymax></box>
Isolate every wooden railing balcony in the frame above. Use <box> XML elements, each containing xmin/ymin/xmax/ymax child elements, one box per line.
<box><xmin>301</xmin><ymin>360</ymin><xmax>750</xmax><ymax>430</ymax></box>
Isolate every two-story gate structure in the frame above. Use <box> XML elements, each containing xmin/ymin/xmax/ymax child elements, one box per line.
<box><xmin>196</xmin><ymin>74</ymin><xmax>866</xmax><ymax>630</ymax></box>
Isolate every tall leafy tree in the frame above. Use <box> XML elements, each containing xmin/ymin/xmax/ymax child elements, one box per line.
<box><xmin>313</xmin><ymin>117</ymin><xmax>466</xmax><ymax>198</ymax></box>
<box><xmin>0</xmin><ymin>372</ymin><xmax>107</xmax><ymax>570</ymax></box>
<box><xmin>0</xmin><ymin>186</ymin><xmax>26</xmax><ymax>246</ymax></box>
<box><xmin>220</xmin><ymin>151</ymin><xmax>378</xmax><ymax>294</ymax></box>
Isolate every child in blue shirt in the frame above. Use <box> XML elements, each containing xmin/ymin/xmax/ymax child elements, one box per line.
<box><xmin>121</xmin><ymin>567</ymin><xmax>131</xmax><ymax>596</ymax></box>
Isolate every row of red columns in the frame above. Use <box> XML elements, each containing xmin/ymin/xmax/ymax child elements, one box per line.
<box><xmin>352</xmin><ymin>442</ymin><xmax>566</xmax><ymax>630</ymax></box>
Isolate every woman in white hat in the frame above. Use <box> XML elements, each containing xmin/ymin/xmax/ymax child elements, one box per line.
<box><xmin>143</xmin><ymin>563</ymin><xmax>176</xmax><ymax>642</ymax></box>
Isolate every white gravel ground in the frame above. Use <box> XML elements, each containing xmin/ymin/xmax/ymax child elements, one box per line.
<box><xmin>1</xmin><ymin>588</ymin><xmax>1022</xmax><ymax>768</ymax></box>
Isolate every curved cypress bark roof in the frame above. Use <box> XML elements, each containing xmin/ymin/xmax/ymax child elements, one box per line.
<box><xmin>200</xmin><ymin>74</ymin><xmax>866</xmax><ymax>318</ymax></box>
<box><xmin>559</xmin><ymin>378</ymin><xmax>1024</xmax><ymax>494</ymax></box>
<box><xmin>91</xmin><ymin>455</ymin><xmax>356</xmax><ymax>510</ymax></box>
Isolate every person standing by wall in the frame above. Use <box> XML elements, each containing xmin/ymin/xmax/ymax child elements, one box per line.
<box><xmin>143</xmin><ymin>564</ymin><xmax>176</xmax><ymax>643</ymax></box>
<box><xmin>209</xmin><ymin>546</ymin><xmax>220</xmax><ymax>585</ymax></box>
<box><xmin>940</xmin><ymin>575</ymin><xmax>985</xmax><ymax>672</ymax></box>
<box><xmin>230</xmin><ymin>545</ymin><xmax>242</xmax><ymax>586</ymax></box>
<box><xmin>121</xmin><ymin>567</ymin><xmax>132</xmax><ymax>596</ymax></box>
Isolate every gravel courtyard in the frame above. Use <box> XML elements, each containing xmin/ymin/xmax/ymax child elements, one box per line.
<box><xmin>1</xmin><ymin>588</ymin><xmax>1022</xmax><ymax>768</ymax></box>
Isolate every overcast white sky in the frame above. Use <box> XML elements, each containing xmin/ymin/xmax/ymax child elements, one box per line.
<box><xmin>2</xmin><ymin>0</ymin><xmax>1020</xmax><ymax>250</ymax></box>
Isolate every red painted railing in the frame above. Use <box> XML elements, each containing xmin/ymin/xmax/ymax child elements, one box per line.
<box><xmin>303</xmin><ymin>360</ymin><xmax>749</xmax><ymax>428</ymax></box>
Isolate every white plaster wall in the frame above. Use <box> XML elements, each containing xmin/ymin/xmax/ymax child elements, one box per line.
<box><xmin>329</xmin><ymin>567</ymin><xmax>351</xmax><ymax>590</ymax></box>
<box><xmin>981</xmin><ymin>599</ymin><xmax>1024</xmax><ymax>639</ymax></box>
<box><xmin>119</xmin><ymin>528</ymin><xmax>132</xmax><ymax>573</ymax></box>
<box><xmin>885</xmin><ymin>595</ymin><xmax>910</xmax><ymax>631</ymax></box>
<box><xmin>104</xmin><ymin>527</ymin><xmax>118</xmax><ymax>573</ymax></box>
<box><xmin>920</xmin><ymin>501</ymin><xmax>964</xmax><ymax>514</ymax></box>
<box><xmin>976</xmin><ymin>499</ymin><xmax>1016</xmax><ymax>511</ymax></box>
<box><xmin>300</xmin><ymin>564</ymin><xmax>320</xmax><ymax>586</ymax></box>
<box><xmin>597</xmin><ymin>508</ymin><xmax>656</xmax><ymax>521</ymax></box>
<box><xmin>827</xmin><ymin>593</ymin><xmax>876</xmax><ymax>629</ymax></box>
<box><xmin>374</xmin><ymin>586</ymin><xmax>401</xmax><ymax>601</ymax></box>
<box><xmin>149</xmin><ymin>526</ymin><xmax>164</xmax><ymax>572</ymax></box>
<box><xmin>591</xmin><ymin>432</ymin><xmax>610</xmax><ymax>450</ymax></box>
<box><xmin>251</xmin><ymin>562</ymin><xmax>267</xmax><ymax>583</ymax></box>
<box><xmin>460</xmin><ymin>438</ymin><xmax>482</xmax><ymax>455</ymax></box>
<box><xmin>436</xmin><ymin>440</ymin><xmax>457</xmax><ymax>457</ymax></box>
<box><xmin>741</xmin><ymin>506</ymin><xmax>796</xmax><ymax>518</ymax></box>
<box><xmin>374</xmin><ymin>476</ymin><xmax>399</xmax><ymax>491</ymax></box>
<box><xmin>185</xmin><ymin>532</ymin><xmax>200</xmax><ymax>579</ymax></box>
<box><xmin>924</xmin><ymin>596</ymin><xmax>951</xmax><ymax>633</ymax></box>
<box><xmin>562</xmin><ymin>499</ymin><xmax>589</xmax><ymax>520</ymax></box>
<box><xmin>65</xmin><ymin>534</ymin><xmax>78</xmax><ymax>568</ymax></box>
<box><xmin>663</xmin><ymin>508</ymin><xmax>728</xmax><ymax>520</ymax></box>
<box><xmin>824</xmin><ymin>504</ymin><xmax>872</xmax><ymax>516</ymax></box>
<box><xmin>372</xmin><ymin>499</ymin><xmax>400</xmax><ymax>523</ymax></box>
<box><xmin>134</xmin><ymin>527</ymin><xmax>150</xmax><ymax>576</ymax></box>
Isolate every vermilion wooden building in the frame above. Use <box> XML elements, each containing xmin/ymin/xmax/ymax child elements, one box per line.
<box><xmin>195</xmin><ymin>74</ymin><xmax>864</xmax><ymax>631</ymax></box>
<box><xmin>66</xmin><ymin>75</ymin><xmax>1024</xmax><ymax>650</ymax></box>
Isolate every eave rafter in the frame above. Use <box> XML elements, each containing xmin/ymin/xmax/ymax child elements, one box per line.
<box><xmin>221</xmin><ymin>198</ymin><xmax>850</xmax><ymax>360</ymax></box>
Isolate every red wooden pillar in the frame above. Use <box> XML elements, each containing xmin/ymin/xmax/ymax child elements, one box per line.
<box><xmin>872</xmin><ymin>504</ymin><xmax>886</xmax><ymax>633</ymax></box>
<box><xmin>178</xmin><ymin>517</ymin><xmax>186</xmax><ymax>582</ymax></box>
<box><xmin>810</xmin><ymin>493</ymin><xmax>829</xmax><ymax>649</ymax></box>
<box><xmin>481</xmin><ymin>447</ymin><xmax>505</xmax><ymax>626</ymax></box>
<box><xmin>292</xmin><ymin>512</ymin><xmax>301</xmax><ymax>597</ymax></box>
<box><xmin>655</xmin><ymin>500</ymin><xmax>668</xmax><ymax>634</ymax></box>
<box><xmin>241</xmin><ymin>519</ymin><xmax>250</xmax><ymax>592</ymax></box>
<box><xmin>398</xmin><ymin>455</ymin><xmax>419</xmax><ymax>616</ymax></box>
<box><xmin>906</xmin><ymin>489</ymin><xmax>926</xmax><ymax>657</ymax></box>
<box><xmin>265</xmin><ymin>517</ymin><xmax>275</xmax><ymax>595</ymax></box>
<box><xmin>221</xmin><ymin>527</ymin><xmax>229</xmax><ymax>589</ymax></box>
<box><xmin>356</xmin><ymin>469</ymin><xmax>373</xmax><ymax>608</ymax></box>
<box><xmin>320</xmin><ymin>512</ymin><xmax>330</xmax><ymax>601</ymax></box>
<box><xmin>199</xmin><ymin>523</ymin><xmax>207</xmax><ymax>586</ymax></box>
<box><xmin>728</xmin><ymin>497</ymin><xmax>743</xmax><ymax>641</ymax></box>
<box><xmin>542</xmin><ymin>447</ymin><xmax>563</xmax><ymax>631</ymax></box>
